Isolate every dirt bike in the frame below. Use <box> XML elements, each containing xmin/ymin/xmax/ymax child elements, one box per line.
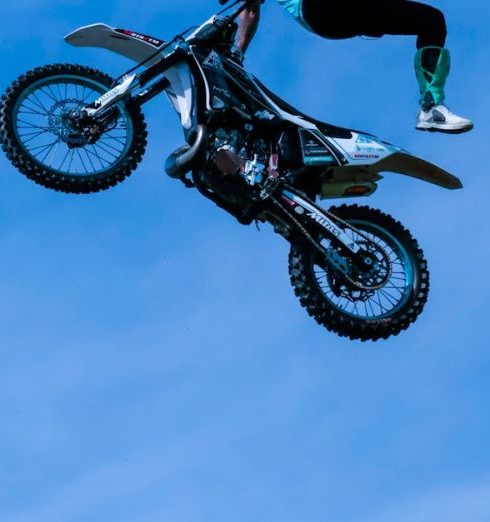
<box><xmin>0</xmin><ymin>0</ymin><xmax>463</xmax><ymax>341</ymax></box>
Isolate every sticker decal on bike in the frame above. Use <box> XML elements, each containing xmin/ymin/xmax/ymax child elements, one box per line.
<box><xmin>254</xmin><ymin>110</ymin><xmax>276</xmax><ymax>121</ymax></box>
<box><xmin>203</xmin><ymin>51</ymin><xmax>223</xmax><ymax>71</ymax></box>
<box><xmin>355</xmin><ymin>135</ymin><xmax>386</xmax><ymax>154</ymax></box>
<box><xmin>332</xmin><ymin>132</ymin><xmax>396</xmax><ymax>164</ymax></box>
<box><xmin>114</xmin><ymin>29</ymin><xmax>164</xmax><ymax>48</ymax></box>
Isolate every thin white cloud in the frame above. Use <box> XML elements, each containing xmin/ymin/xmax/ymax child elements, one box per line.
<box><xmin>356</xmin><ymin>476</ymin><xmax>490</xmax><ymax>522</ymax></box>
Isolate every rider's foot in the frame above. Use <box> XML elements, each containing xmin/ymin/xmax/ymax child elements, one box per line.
<box><xmin>416</xmin><ymin>104</ymin><xmax>474</xmax><ymax>134</ymax></box>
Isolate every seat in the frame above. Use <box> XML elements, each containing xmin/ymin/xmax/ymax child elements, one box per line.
<box><xmin>254</xmin><ymin>78</ymin><xmax>354</xmax><ymax>139</ymax></box>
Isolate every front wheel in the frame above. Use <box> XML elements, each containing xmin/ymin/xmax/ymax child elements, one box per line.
<box><xmin>288</xmin><ymin>205</ymin><xmax>430</xmax><ymax>341</ymax></box>
<box><xmin>0</xmin><ymin>64</ymin><xmax>147</xmax><ymax>193</ymax></box>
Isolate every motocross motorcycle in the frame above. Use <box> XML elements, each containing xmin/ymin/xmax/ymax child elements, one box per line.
<box><xmin>0</xmin><ymin>0</ymin><xmax>463</xmax><ymax>341</ymax></box>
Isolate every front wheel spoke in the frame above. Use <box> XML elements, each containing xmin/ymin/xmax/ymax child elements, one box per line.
<box><xmin>102</xmin><ymin>132</ymin><xmax>128</xmax><ymax>140</ymax></box>
<box><xmin>21</xmin><ymin>102</ymin><xmax>48</xmax><ymax>116</ymax></box>
<box><xmin>31</xmin><ymin>90</ymin><xmax>51</xmax><ymax>114</ymax></box>
<box><xmin>82</xmin><ymin>148</ymin><xmax>97</xmax><ymax>172</ymax></box>
<box><xmin>58</xmin><ymin>148</ymin><xmax>71</xmax><ymax>171</ymax></box>
<box><xmin>27</xmin><ymin>92</ymin><xmax>49</xmax><ymax>113</ymax></box>
<box><xmin>89</xmin><ymin>145</ymin><xmax>108</xmax><ymax>169</ymax></box>
<box><xmin>67</xmin><ymin>149</ymin><xmax>75</xmax><ymax>172</ymax></box>
<box><xmin>81</xmin><ymin>89</ymin><xmax>97</xmax><ymax>103</ymax></box>
<box><xmin>80</xmin><ymin>85</ymin><xmax>88</xmax><ymax>101</ymax></box>
<box><xmin>56</xmin><ymin>81</ymin><xmax>66</xmax><ymax>100</ymax></box>
<box><xmin>19</xmin><ymin>106</ymin><xmax>46</xmax><ymax>116</ymax></box>
<box><xmin>84</xmin><ymin>146</ymin><xmax>111</xmax><ymax>171</ymax></box>
<box><xmin>99</xmin><ymin>134</ymin><xmax>126</xmax><ymax>146</ymax></box>
<box><xmin>19</xmin><ymin>130</ymin><xmax>48</xmax><ymax>140</ymax></box>
<box><xmin>75</xmin><ymin>148</ymin><xmax>89</xmax><ymax>174</ymax></box>
<box><xmin>39</xmin><ymin>140</ymin><xmax>60</xmax><ymax>164</ymax></box>
<box><xmin>93</xmin><ymin>142</ymin><xmax>120</xmax><ymax>160</ymax></box>
<box><xmin>17</xmin><ymin>119</ymin><xmax>51</xmax><ymax>131</ymax></box>
<box><xmin>50</xmin><ymin>82</ymin><xmax>62</xmax><ymax>101</ymax></box>
<box><xmin>41</xmin><ymin>85</ymin><xmax>59</xmax><ymax>104</ymax></box>
<box><xmin>21</xmin><ymin>131</ymin><xmax>52</xmax><ymax>145</ymax></box>
<box><xmin>96</xmin><ymin>138</ymin><xmax>124</xmax><ymax>154</ymax></box>
<box><xmin>29</xmin><ymin>140</ymin><xmax>60</xmax><ymax>154</ymax></box>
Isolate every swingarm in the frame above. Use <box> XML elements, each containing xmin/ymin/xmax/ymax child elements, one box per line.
<box><xmin>280</xmin><ymin>189</ymin><xmax>362</xmax><ymax>256</ymax></box>
<box><xmin>269</xmin><ymin>188</ymin><xmax>381</xmax><ymax>283</ymax></box>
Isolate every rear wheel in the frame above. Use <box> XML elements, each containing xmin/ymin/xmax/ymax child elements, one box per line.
<box><xmin>0</xmin><ymin>63</ymin><xmax>147</xmax><ymax>193</ymax></box>
<box><xmin>288</xmin><ymin>205</ymin><xmax>430</xmax><ymax>341</ymax></box>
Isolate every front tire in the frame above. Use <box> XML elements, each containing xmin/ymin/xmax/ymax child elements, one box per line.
<box><xmin>288</xmin><ymin>205</ymin><xmax>430</xmax><ymax>342</ymax></box>
<box><xmin>0</xmin><ymin>64</ymin><xmax>148</xmax><ymax>194</ymax></box>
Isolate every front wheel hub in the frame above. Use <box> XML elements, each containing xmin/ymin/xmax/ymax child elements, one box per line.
<box><xmin>63</xmin><ymin>110</ymin><xmax>105</xmax><ymax>148</ymax></box>
<box><xmin>351</xmin><ymin>245</ymin><xmax>391</xmax><ymax>289</ymax></box>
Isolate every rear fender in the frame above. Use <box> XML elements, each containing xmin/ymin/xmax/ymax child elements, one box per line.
<box><xmin>328</xmin><ymin>132</ymin><xmax>461</xmax><ymax>188</ymax></box>
<box><xmin>372</xmin><ymin>151</ymin><xmax>462</xmax><ymax>189</ymax></box>
<box><xmin>321</xmin><ymin>151</ymin><xmax>462</xmax><ymax>199</ymax></box>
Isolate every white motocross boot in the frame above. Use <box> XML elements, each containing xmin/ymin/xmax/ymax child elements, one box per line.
<box><xmin>416</xmin><ymin>104</ymin><xmax>474</xmax><ymax>133</ymax></box>
<box><xmin>414</xmin><ymin>47</ymin><xmax>473</xmax><ymax>134</ymax></box>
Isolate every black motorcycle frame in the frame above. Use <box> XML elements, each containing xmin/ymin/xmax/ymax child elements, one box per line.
<box><xmin>80</xmin><ymin>1</ymin><xmax>366</xmax><ymax>276</ymax></box>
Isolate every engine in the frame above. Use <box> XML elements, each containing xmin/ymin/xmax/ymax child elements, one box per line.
<box><xmin>205</xmin><ymin>128</ymin><xmax>270</xmax><ymax>194</ymax></box>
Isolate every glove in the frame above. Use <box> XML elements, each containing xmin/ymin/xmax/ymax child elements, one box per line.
<box><xmin>228</xmin><ymin>45</ymin><xmax>244</xmax><ymax>64</ymax></box>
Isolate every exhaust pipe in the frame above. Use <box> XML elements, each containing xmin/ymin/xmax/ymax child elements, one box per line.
<box><xmin>165</xmin><ymin>124</ymin><xmax>208</xmax><ymax>179</ymax></box>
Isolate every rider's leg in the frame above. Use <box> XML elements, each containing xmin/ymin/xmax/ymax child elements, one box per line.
<box><xmin>301</xmin><ymin>0</ymin><xmax>473</xmax><ymax>133</ymax></box>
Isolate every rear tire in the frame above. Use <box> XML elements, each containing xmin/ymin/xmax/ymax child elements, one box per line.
<box><xmin>0</xmin><ymin>63</ymin><xmax>147</xmax><ymax>194</ymax></box>
<box><xmin>288</xmin><ymin>205</ymin><xmax>430</xmax><ymax>342</ymax></box>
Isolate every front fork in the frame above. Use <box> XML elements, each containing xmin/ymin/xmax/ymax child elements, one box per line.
<box><xmin>81</xmin><ymin>41</ymin><xmax>192</xmax><ymax>120</ymax></box>
<box><xmin>83</xmin><ymin>74</ymin><xmax>140</xmax><ymax>118</ymax></box>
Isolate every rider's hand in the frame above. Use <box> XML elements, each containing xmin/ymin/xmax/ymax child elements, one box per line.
<box><xmin>228</xmin><ymin>45</ymin><xmax>244</xmax><ymax>64</ymax></box>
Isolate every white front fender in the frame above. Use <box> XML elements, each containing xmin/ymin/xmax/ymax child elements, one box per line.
<box><xmin>65</xmin><ymin>23</ymin><xmax>166</xmax><ymax>67</ymax></box>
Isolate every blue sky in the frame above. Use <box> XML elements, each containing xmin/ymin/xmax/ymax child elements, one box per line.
<box><xmin>0</xmin><ymin>1</ymin><xmax>489</xmax><ymax>521</ymax></box>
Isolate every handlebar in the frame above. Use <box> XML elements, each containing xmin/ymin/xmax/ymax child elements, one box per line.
<box><xmin>218</xmin><ymin>0</ymin><xmax>262</xmax><ymax>12</ymax></box>
<box><xmin>221</xmin><ymin>0</ymin><xmax>262</xmax><ymax>22</ymax></box>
